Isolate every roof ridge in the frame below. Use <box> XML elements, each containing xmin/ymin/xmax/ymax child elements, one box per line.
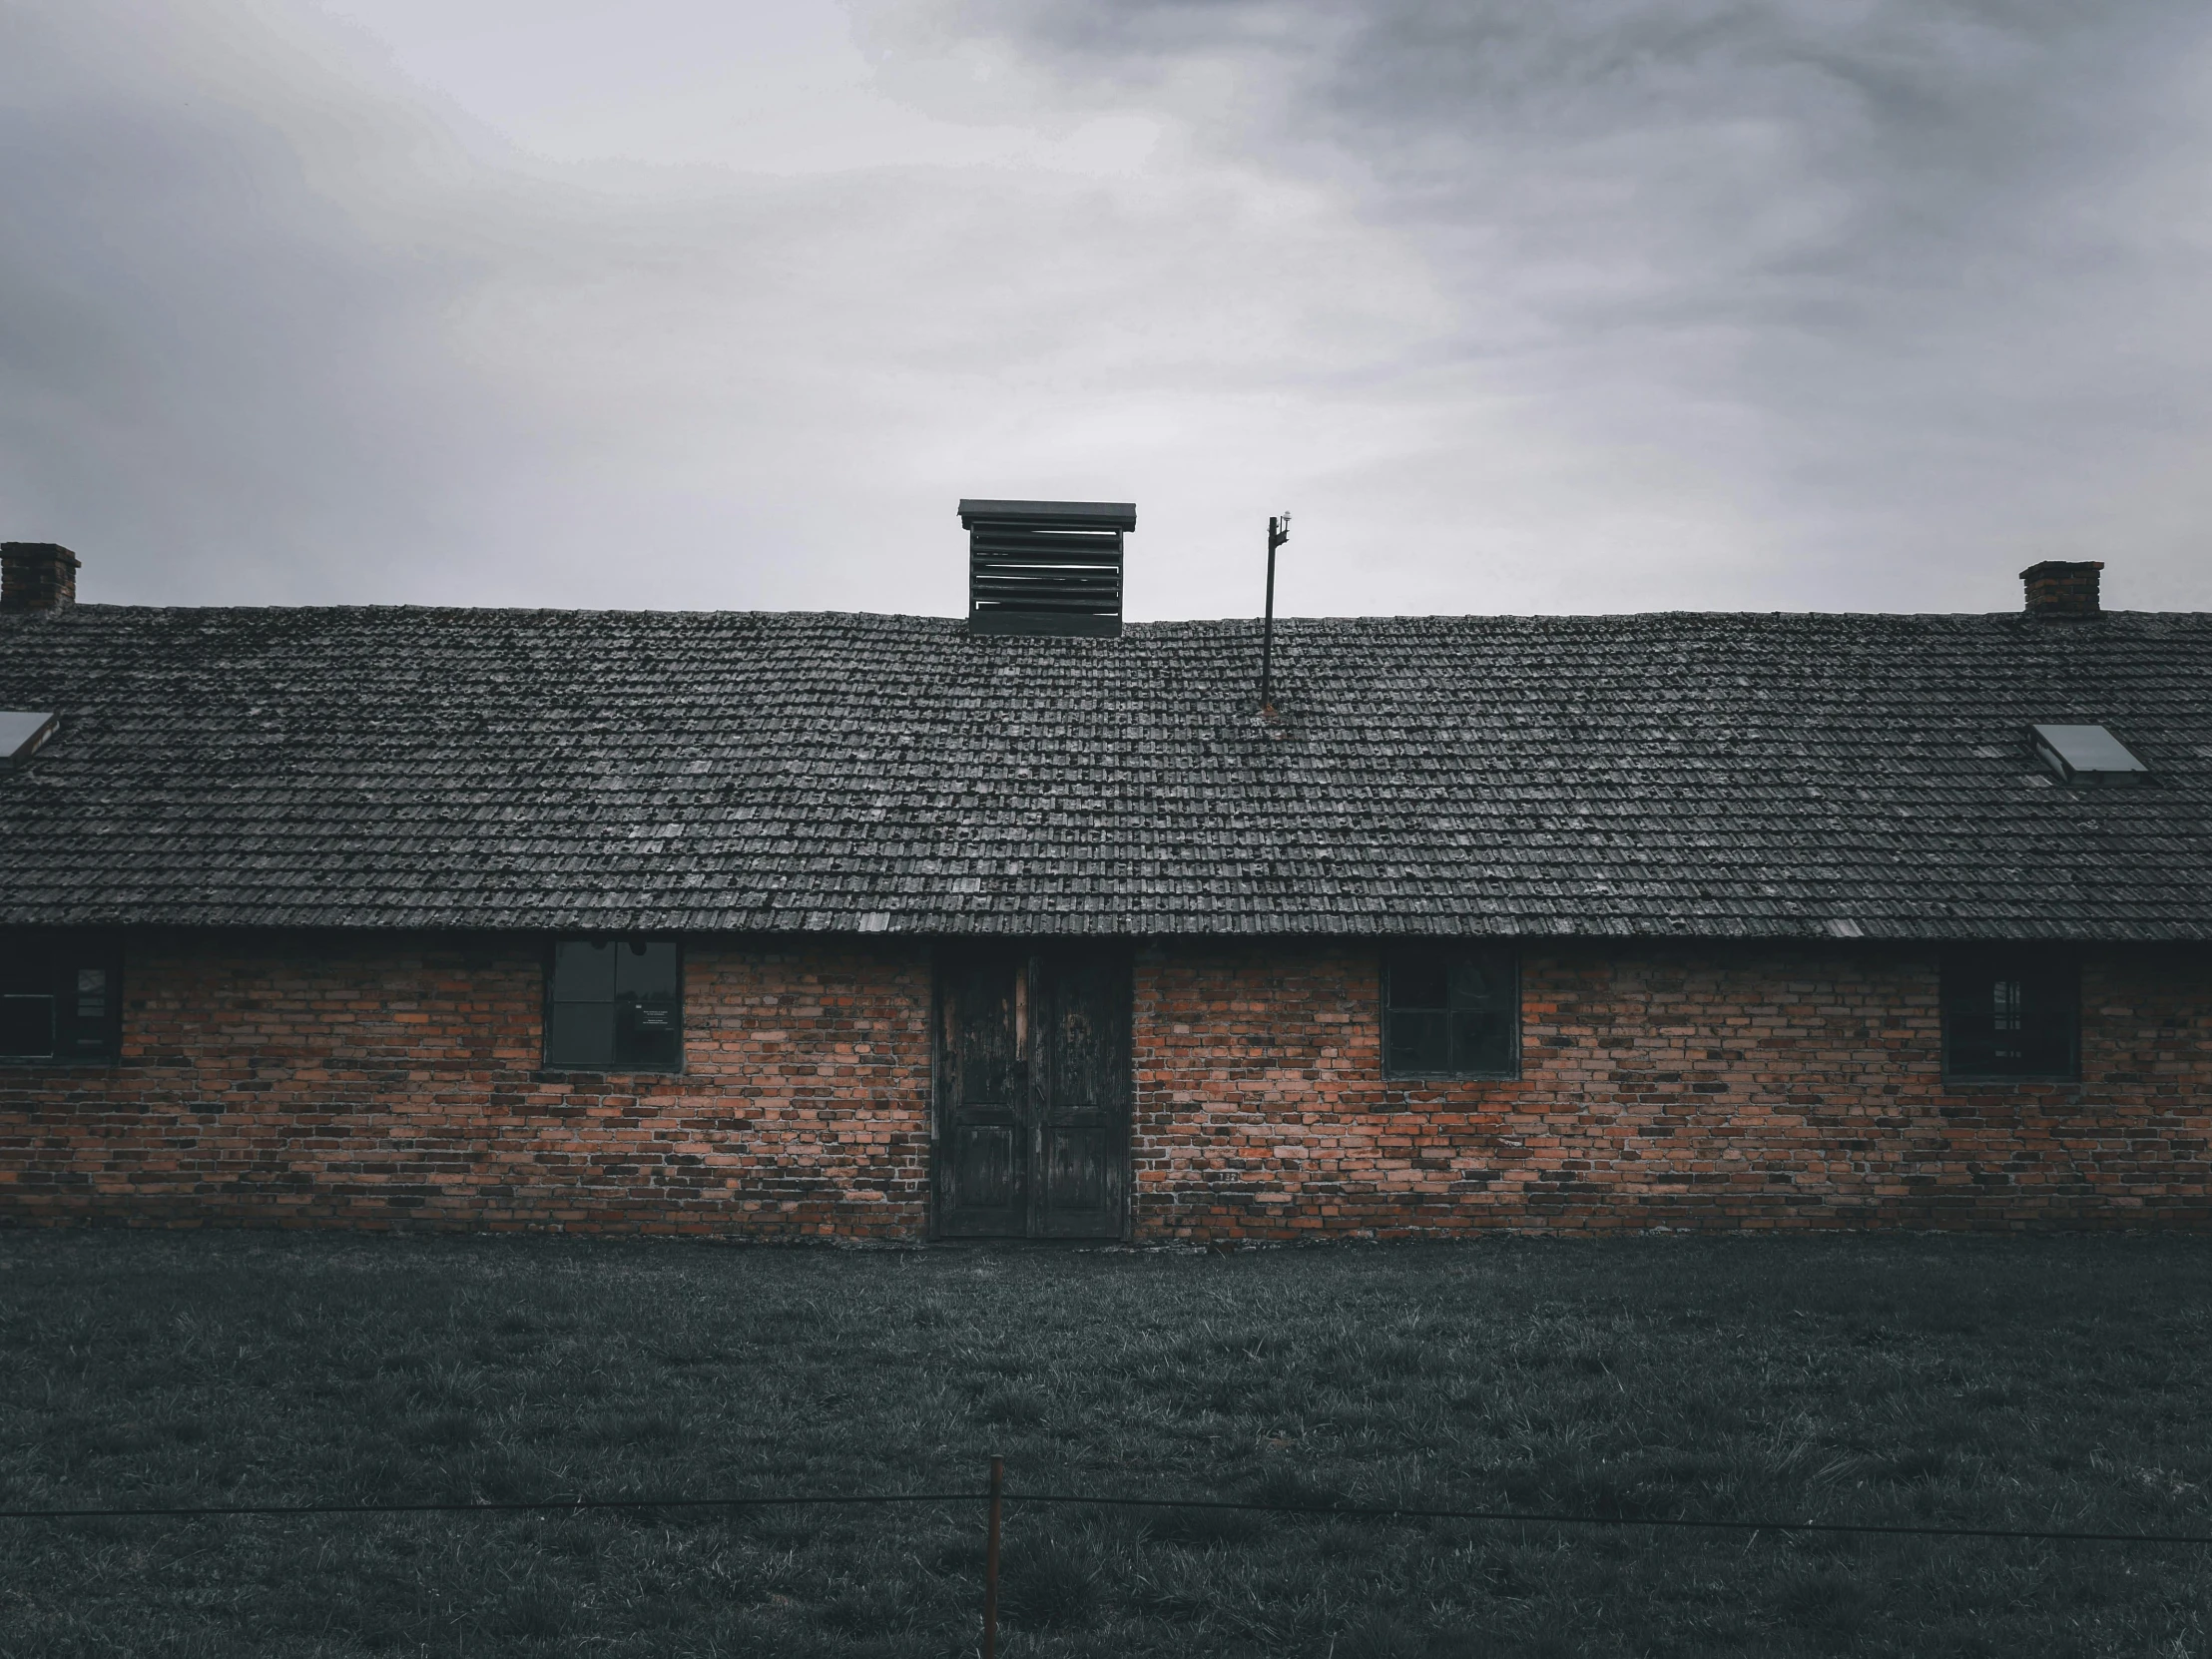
<box><xmin>11</xmin><ymin>603</ymin><xmax>2210</xmax><ymax>627</ymax></box>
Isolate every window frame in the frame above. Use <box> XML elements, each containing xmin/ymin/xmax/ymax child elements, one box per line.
<box><xmin>1940</xmin><ymin>947</ymin><xmax>2080</xmax><ymax>1084</ymax></box>
<box><xmin>0</xmin><ymin>933</ymin><xmax>123</xmax><ymax>1067</ymax></box>
<box><xmin>542</xmin><ymin>936</ymin><xmax>686</xmax><ymax>1075</ymax></box>
<box><xmin>1381</xmin><ymin>944</ymin><xmax>1521</xmax><ymax>1082</ymax></box>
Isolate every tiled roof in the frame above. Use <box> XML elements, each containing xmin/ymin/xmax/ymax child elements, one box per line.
<box><xmin>2</xmin><ymin>604</ymin><xmax>2208</xmax><ymax>939</ymax></box>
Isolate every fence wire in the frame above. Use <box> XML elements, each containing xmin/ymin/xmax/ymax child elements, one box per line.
<box><xmin>5</xmin><ymin>1485</ymin><xmax>2209</xmax><ymax>1547</ymax></box>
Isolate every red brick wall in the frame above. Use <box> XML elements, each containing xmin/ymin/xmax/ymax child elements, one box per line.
<box><xmin>3</xmin><ymin>933</ymin><xmax>2208</xmax><ymax>1237</ymax></box>
<box><xmin>1131</xmin><ymin>941</ymin><xmax>2212</xmax><ymax>1238</ymax></box>
<box><xmin>0</xmin><ymin>932</ymin><xmax>933</xmax><ymax>1237</ymax></box>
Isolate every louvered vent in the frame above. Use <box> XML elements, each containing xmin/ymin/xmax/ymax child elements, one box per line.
<box><xmin>960</xmin><ymin>499</ymin><xmax>1134</xmax><ymax>637</ymax></box>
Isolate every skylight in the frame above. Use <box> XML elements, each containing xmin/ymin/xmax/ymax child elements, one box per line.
<box><xmin>2030</xmin><ymin>723</ymin><xmax>2150</xmax><ymax>785</ymax></box>
<box><xmin>1</xmin><ymin>711</ymin><xmax>57</xmax><ymax>767</ymax></box>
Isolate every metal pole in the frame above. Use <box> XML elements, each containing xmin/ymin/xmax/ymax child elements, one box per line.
<box><xmin>982</xmin><ymin>1454</ymin><xmax>1004</xmax><ymax>1659</ymax></box>
<box><xmin>1261</xmin><ymin>513</ymin><xmax>1289</xmax><ymax>715</ymax></box>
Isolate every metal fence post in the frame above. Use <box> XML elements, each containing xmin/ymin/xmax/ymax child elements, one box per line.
<box><xmin>983</xmin><ymin>1454</ymin><xmax>1004</xmax><ymax>1659</ymax></box>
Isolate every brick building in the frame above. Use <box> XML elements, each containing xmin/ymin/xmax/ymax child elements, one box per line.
<box><xmin>3</xmin><ymin>514</ymin><xmax>2208</xmax><ymax>1240</ymax></box>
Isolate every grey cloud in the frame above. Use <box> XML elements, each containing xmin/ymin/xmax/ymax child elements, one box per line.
<box><xmin>4</xmin><ymin>0</ymin><xmax>2208</xmax><ymax>620</ymax></box>
<box><xmin>0</xmin><ymin>2</ymin><xmax>522</xmax><ymax>601</ymax></box>
<box><xmin>0</xmin><ymin>1</ymin><xmax>1476</xmax><ymax>617</ymax></box>
<box><xmin>875</xmin><ymin>0</ymin><xmax>2212</xmax><ymax>609</ymax></box>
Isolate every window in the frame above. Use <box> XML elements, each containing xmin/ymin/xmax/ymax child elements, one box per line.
<box><xmin>2</xmin><ymin>710</ymin><xmax>58</xmax><ymax>766</ymax></box>
<box><xmin>1383</xmin><ymin>946</ymin><xmax>1518</xmax><ymax>1079</ymax></box>
<box><xmin>0</xmin><ymin>937</ymin><xmax>121</xmax><ymax>1063</ymax></box>
<box><xmin>2029</xmin><ymin>723</ymin><xmax>2150</xmax><ymax>786</ymax></box>
<box><xmin>1942</xmin><ymin>950</ymin><xmax>2077</xmax><ymax>1081</ymax></box>
<box><xmin>546</xmin><ymin>939</ymin><xmax>682</xmax><ymax>1071</ymax></box>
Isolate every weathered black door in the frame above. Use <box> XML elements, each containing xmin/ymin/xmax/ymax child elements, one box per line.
<box><xmin>934</xmin><ymin>949</ymin><xmax>1027</xmax><ymax>1238</ymax></box>
<box><xmin>933</xmin><ymin>946</ymin><xmax>1130</xmax><ymax>1240</ymax></box>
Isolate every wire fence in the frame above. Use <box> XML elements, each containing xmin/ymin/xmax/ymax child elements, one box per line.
<box><xmin>9</xmin><ymin>1476</ymin><xmax>2210</xmax><ymax>1544</ymax></box>
<box><xmin>8</xmin><ymin>1459</ymin><xmax>2209</xmax><ymax>1657</ymax></box>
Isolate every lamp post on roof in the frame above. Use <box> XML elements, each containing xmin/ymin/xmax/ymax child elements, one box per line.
<box><xmin>1261</xmin><ymin>512</ymin><xmax>1290</xmax><ymax>717</ymax></box>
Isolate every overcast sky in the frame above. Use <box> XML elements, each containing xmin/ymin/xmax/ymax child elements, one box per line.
<box><xmin>4</xmin><ymin>0</ymin><xmax>2209</xmax><ymax>618</ymax></box>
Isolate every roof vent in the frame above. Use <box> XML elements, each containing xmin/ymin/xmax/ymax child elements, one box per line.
<box><xmin>2020</xmin><ymin>560</ymin><xmax>2101</xmax><ymax>618</ymax></box>
<box><xmin>1</xmin><ymin>710</ymin><xmax>59</xmax><ymax>767</ymax></box>
<box><xmin>2</xmin><ymin>543</ymin><xmax>81</xmax><ymax>613</ymax></box>
<box><xmin>960</xmin><ymin>499</ymin><xmax>1133</xmax><ymax>637</ymax></box>
<box><xmin>2030</xmin><ymin>723</ymin><xmax>2149</xmax><ymax>786</ymax></box>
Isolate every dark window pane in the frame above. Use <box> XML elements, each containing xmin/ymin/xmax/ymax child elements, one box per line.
<box><xmin>1451</xmin><ymin>949</ymin><xmax>1516</xmax><ymax>1074</ymax></box>
<box><xmin>1943</xmin><ymin>952</ymin><xmax>2076</xmax><ymax>1080</ymax></box>
<box><xmin>2020</xmin><ymin>1024</ymin><xmax>2073</xmax><ymax>1076</ymax></box>
<box><xmin>1385</xmin><ymin>947</ymin><xmax>1518</xmax><ymax>1078</ymax></box>
<box><xmin>0</xmin><ymin>943</ymin><xmax>118</xmax><ymax>1062</ymax></box>
<box><xmin>1991</xmin><ymin>979</ymin><xmax>2023</xmax><ymax>1031</ymax></box>
<box><xmin>1450</xmin><ymin>1007</ymin><xmax>1512</xmax><ymax>1074</ymax></box>
<box><xmin>1447</xmin><ymin>958</ymin><xmax>1505</xmax><ymax>1011</ymax></box>
<box><xmin>616</xmin><ymin>1003</ymin><xmax>680</xmax><ymax>1068</ymax></box>
<box><xmin>1</xmin><ymin>994</ymin><xmax>56</xmax><ymax>1058</ymax></box>
<box><xmin>547</xmin><ymin>1001</ymin><xmax>616</xmax><ymax>1069</ymax></box>
<box><xmin>1387</xmin><ymin>1009</ymin><xmax>1450</xmax><ymax>1074</ymax></box>
<box><xmin>613</xmin><ymin>942</ymin><xmax>680</xmax><ymax>1066</ymax></box>
<box><xmin>615</xmin><ymin>941</ymin><xmax>678</xmax><ymax>999</ymax></box>
<box><xmin>1389</xmin><ymin>957</ymin><xmax>1450</xmax><ymax>1011</ymax></box>
<box><xmin>75</xmin><ymin>966</ymin><xmax>108</xmax><ymax>1023</ymax></box>
<box><xmin>549</xmin><ymin>939</ymin><xmax>680</xmax><ymax>1070</ymax></box>
<box><xmin>552</xmin><ymin>941</ymin><xmax>617</xmax><ymax>1003</ymax></box>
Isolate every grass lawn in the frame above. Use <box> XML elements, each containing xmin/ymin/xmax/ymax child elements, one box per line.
<box><xmin>3</xmin><ymin>1230</ymin><xmax>2211</xmax><ymax>1657</ymax></box>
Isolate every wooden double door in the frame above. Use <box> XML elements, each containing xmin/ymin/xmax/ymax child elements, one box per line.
<box><xmin>933</xmin><ymin>946</ymin><xmax>1132</xmax><ymax>1240</ymax></box>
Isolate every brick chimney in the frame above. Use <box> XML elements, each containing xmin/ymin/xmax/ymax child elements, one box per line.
<box><xmin>1</xmin><ymin>543</ymin><xmax>81</xmax><ymax>613</ymax></box>
<box><xmin>2020</xmin><ymin>560</ymin><xmax>2102</xmax><ymax>619</ymax></box>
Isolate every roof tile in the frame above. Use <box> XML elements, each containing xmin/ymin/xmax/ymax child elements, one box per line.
<box><xmin>1</xmin><ymin>604</ymin><xmax>2207</xmax><ymax>939</ymax></box>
